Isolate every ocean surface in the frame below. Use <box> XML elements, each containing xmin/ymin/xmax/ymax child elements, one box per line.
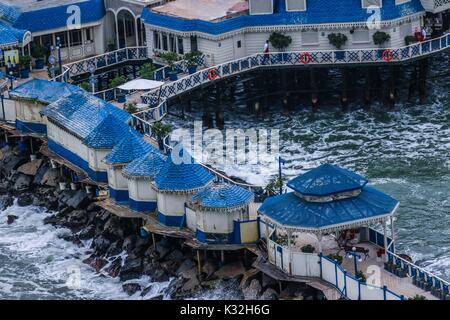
<box><xmin>0</xmin><ymin>52</ymin><xmax>449</xmax><ymax>299</ymax></box>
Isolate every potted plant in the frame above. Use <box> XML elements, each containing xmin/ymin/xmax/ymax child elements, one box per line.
<box><xmin>78</xmin><ymin>82</ymin><xmax>90</xmax><ymax>91</ymax></box>
<box><xmin>160</xmin><ymin>52</ymin><xmax>180</xmax><ymax>81</ymax></box>
<box><xmin>151</xmin><ymin>122</ymin><xmax>173</xmax><ymax>151</ymax></box>
<box><xmin>269</xmin><ymin>32</ymin><xmax>292</xmax><ymax>61</ymax></box>
<box><xmin>327</xmin><ymin>253</ymin><xmax>343</xmax><ymax>265</ymax></box>
<box><xmin>139</xmin><ymin>62</ymin><xmax>157</xmax><ymax>79</ymax></box>
<box><xmin>409</xmin><ymin>294</ymin><xmax>426</xmax><ymax>300</ymax></box>
<box><xmin>301</xmin><ymin>244</ymin><xmax>315</xmax><ymax>253</ymax></box>
<box><xmin>183</xmin><ymin>51</ymin><xmax>203</xmax><ymax>74</ymax></box>
<box><xmin>356</xmin><ymin>271</ymin><xmax>367</xmax><ymax>283</ymax></box>
<box><xmin>109</xmin><ymin>75</ymin><xmax>128</xmax><ymax>103</ymax></box>
<box><xmin>404</xmin><ymin>35</ymin><xmax>418</xmax><ymax>46</ymax></box>
<box><xmin>373</xmin><ymin>31</ymin><xmax>391</xmax><ymax>46</ymax></box>
<box><xmin>19</xmin><ymin>55</ymin><xmax>32</xmax><ymax>79</ymax></box>
<box><xmin>328</xmin><ymin>33</ymin><xmax>348</xmax><ymax>60</ymax></box>
<box><xmin>124</xmin><ymin>101</ymin><xmax>138</xmax><ymax>114</ymax></box>
<box><xmin>31</xmin><ymin>43</ymin><xmax>47</xmax><ymax>70</ymax></box>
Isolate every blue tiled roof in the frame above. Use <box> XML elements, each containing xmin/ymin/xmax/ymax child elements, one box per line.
<box><xmin>192</xmin><ymin>183</ymin><xmax>254</xmax><ymax>209</ymax></box>
<box><xmin>0</xmin><ymin>3</ymin><xmax>21</xmax><ymax>24</ymax></box>
<box><xmin>287</xmin><ymin>164</ymin><xmax>368</xmax><ymax>196</ymax></box>
<box><xmin>258</xmin><ymin>186</ymin><xmax>398</xmax><ymax>230</ymax></box>
<box><xmin>83</xmin><ymin>113</ymin><xmax>130</xmax><ymax>149</ymax></box>
<box><xmin>3</xmin><ymin>0</ymin><xmax>105</xmax><ymax>33</ymax></box>
<box><xmin>104</xmin><ymin>129</ymin><xmax>156</xmax><ymax>165</ymax></box>
<box><xmin>155</xmin><ymin>147</ymin><xmax>214</xmax><ymax>191</ymax></box>
<box><xmin>142</xmin><ymin>0</ymin><xmax>424</xmax><ymax>35</ymax></box>
<box><xmin>0</xmin><ymin>21</ymin><xmax>28</xmax><ymax>47</ymax></box>
<box><xmin>9</xmin><ymin>79</ymin><xmax>83</xmax><ymax>104</ymax></box>
<box><xmin>122</xmin><ymin>151</ymin><xmax>167</xmax><ymax>179</ymax></box>
<box><xmin>41</xmin><ymin>91</ymin><xmax>130</xmax><ymax>140</ymax></box>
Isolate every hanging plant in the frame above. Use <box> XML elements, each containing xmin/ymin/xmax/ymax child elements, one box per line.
<box><xmin>373</xmin><ymin>31</ymin><xmax>391</xmax><ymax>46</ymax></box>
<box><xmin>328</xmin><ymin>33</ymin><xmax>348</xmax><ymax>49</ymax></box>
<box><xmin>269</xmin><ymin>32</ymin><xmax>292</xmax><ymax>51</ymax></box>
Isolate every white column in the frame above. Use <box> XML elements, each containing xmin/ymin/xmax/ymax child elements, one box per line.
<box><xmin>317</xmin><ymin>233</ymin><xmax>323</xmax><ymax>253</ymax></box>
<box><xmin>389</xmin><ymin>216</ymin><xmax>395</xmax><ymax>246</ymax></box>
<box><xmin>287</xmin><ymin>230</ymin><xmax>292</xmax><ymax>275</ymax></box>
<box><xmin>134</xmin><ymin>18</ymin><xmax>139</xmax><ymax>47</ymax></box>
<box><xmin>382</xmin><ymin>219</ymin><xmax>388</xmax><ymax>261</ymax></box>
<box><xmin>115</xmin><ymin>14</ymin><xmax>120</xmax><ymax>50</ymax></box>
<box><xmin>123</xmin><ymin>18</ymin><xmax>127</xmax><ymax>48</ymax></box>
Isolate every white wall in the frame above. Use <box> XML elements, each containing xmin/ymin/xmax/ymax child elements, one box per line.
<box><xmin>14</xmin><ymin>101</ymin><xmax>46</xmax><ymax>125</ymax></box>
<box><xmin>87</xmin><ymin>148</ymin><xmax>110</xmax><ymax>172</ymax></box>
<box><xmin>107</xmin><ymin>166</ymin><xmax>128</xmax><ymax>190</ymax></box>
<box><xmin>156</xmin><ymin>191</ymin><xmax>190</xmax><ymax>217</ymax></box>
<box><xmin>196</xmin><ymin>209</ymin><xmax>241</xmax><ymax>234</ymax></box>
<box><xmin>128</xmin><ymin>179</ymin><xmax>157</xmax><ymax>201</ymax></box>
<box><xmin>47</xmin><ymin>121</ymin><xmax>88</xmax><ymax>161</ymax></box>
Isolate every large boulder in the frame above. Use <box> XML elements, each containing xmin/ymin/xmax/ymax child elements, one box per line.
<box><xmin>40</xmin><ymin>168</ymin><xmax>59</xmax><ymax>187</ymax></box>
<box><xmin>64</xmin><ymin>210</ymin><xmax>88</xmax><ymax>229</ymax></box>
<box><xmin>213</xmin><ymin>261</ymin><xmax>246</xmax><ymax>280</ymax></box>
<box><xmin>65</xmin><ymin>190</ymin><xmax>90</xmax><ymax>209</ymax></box>
<box><xmin>176</xmin><ymin>259</ymin><xmax>196</xmax><ymax>277</ymax></box>
<box><xmin>119</xmin><ymin>254</ymin><xmax>143</xmax><ymax>281</ymax></box>
<box><xmin>91</xmin><ymin>235</ymin><xmax>112</xmax><ymax>255</ymax></box>
<box><xmin>122</xmin><ymin>282</ymin><xmax>141</xmax><ymax>296</ymax></box>
<box><xmin>0</xmin><ymin>194</ymin><xmax>14</xmax><ymax>210</ymax></box>
<box><xmin>17</xmin><ymin>194</ymin><xmax>33</xmax><ymax>207</ymax></box>
<box><xmin>7</xmin><ymin>215</ymin><xmax>18</xmax><ymax>224</ymax></box>
<box><xmin>17</xmin><ymin>159</ymin><xmax>43</xmax><ymax>176</ymax></box>
<box><xmin>13</xmin><ymin>174</ymin><xmax>32</xmax><ymax>191</ymax></box>
<box><xmin>1</xmin><ymin>153</ymin><xmax>28</xmax><ymax>176</ymax></box>
<box><xmin>243</xmin><ymin>279</ymin><xmax>262</xmax><ymax>300</ymax></box>
<box><xmin>260</xmin><ymin>288</ymin><xmax>278</xmax><ymax>300</ymax></box>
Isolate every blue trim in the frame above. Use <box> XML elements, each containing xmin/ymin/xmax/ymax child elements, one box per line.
<box><xmin>128</xmin><ymin>198</ymin><xmax>157</xmax><ymax>212</ymax></box>
<box><xmin>48</xmin><ymin>139</ymin><xmax>107</xmax><ymax>182</ymax></box>
<box><xmin>109</xmin><ymin>187</ymin><xmax>129</xmax><ymax>203</ymax></box>
<box><xmin>158</xmin><ymin>211</ymin><xmax>185</xmax><ymax>227</ymax></box>
<box><xmin>16</xmin><ymin>119</ymin><xmax>47</xmax><ymax>134</ymax></box>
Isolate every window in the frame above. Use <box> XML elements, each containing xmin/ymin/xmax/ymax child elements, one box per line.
<box><xmin>41</xmin><ymin>34</ymin><xmax>54</xmax><ymax>48</ymax></box>
<box><xmin>69</xmin><ymin>29</ymin><xmax>82</xmax><ymax>46</ymax></box>
<box><xmin>237</xmin><ymin>40</ymin><xmax>242</xmax><ymax>48</ymax></box>
<box><xmin>55</xmin><ymin>32</ymin><xmax>68</xmax><ymax>48</ymax></box>
<box><xmin>162</xmin><ymin>34</ymin><xmax>168</xmax><ymax>51</ymax></box>
<box><xmin>361</xmin><ymin>0</ymin><xmax>382</xmax><ymax>8</ymax></box>
<box><xmin>177</xmin><ymin>37</ymin><xmax>184</xmax><ymax>55</ymax></box>
<box><xmin>352</xmin><ymin>29</ymin><xmax>370</xmax><ymax>43</ymax></box>
<box><xmin>302</xmin><ymin>31</ymin><xmax>319</xmax><ymax>45</ymax></box>
<box><xmin>190</xmin><ymin>36</ymin><xmax>198</xmax><ymax>52</ymax></box>
<box><xmin>85</xmin><ymin>28</ymin><xmax>93</xmax><ymax>42</ymax></box>
<box><xmin>286</xmin><ymin>0</ymin><xmax>307</xmax><ymax>11</ymax></box>
<box><xmin>169</xmin><ymin>34</ymin><xmax>176</xmax><ymax>52</ymax></box>
<box><xmin>154</xmin><ymin>31</ymin><xmax>161</xmax><ymax>49</ymax></box>
<box><xmin>125</xmin><ymin>19</ymin><xmax>134</xmax><ymax>37</ymax></box>
<box><xmin>249</xmin><ymin>0</ymin><xmax>273</xmax><ymax>15</ymax></box>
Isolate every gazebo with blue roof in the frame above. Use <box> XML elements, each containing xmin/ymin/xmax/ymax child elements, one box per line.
<box><xmin>258</xmin><ymin>164</ymin><xmax>399</xmax><ymax>268</ymax></box>
<box><xmin>122</xmin><ymin>150</ymin><xmax>167</xmax><ymax>213</ymax></box>
<box><xmin>153</xmin><ymin>145</ymin><xmax>214</xmax><ymax>227</ymax></box>
<box><xmin>104</xmin><ymin>128</ymin><xmax>156</xmax><ymax>203</ymax></box>
<box><xmin>186</xmin><ymin>183</ymin><xmax>255</xmax><ymax>243</ymax></box>
<box><xmin>9</xmin><ymin>79</ymin><xmax>83</xmax><ymax>134</ymax></box>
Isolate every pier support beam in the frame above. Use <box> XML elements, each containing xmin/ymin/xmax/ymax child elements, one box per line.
<box><xmin>310</xmin><ymin>69</ymin><xmax>319</xmax><ymax>113</ymax></box>
<box><xmin>408</xmin><ymin>64</ymin><xmax>418</xmax><ymax>101</ymax></box>
<box><xmin>387</xmin><ymin>66</ymin><xmax>398</xmax><ymax>111</ymax></box>
<box><xmin>341</xmin><ymin>68</ymin><xmax>349</xmax><ymax>111</ymax></box>
<box><xmin>418</xmin><ymin>58</ymin><xmax>429</xmax><ymax>104</ymax></box>
<box><xmin>364</xmin><ymin>67</ymin><xmax>372</xmax><ymax>110</ymax></box>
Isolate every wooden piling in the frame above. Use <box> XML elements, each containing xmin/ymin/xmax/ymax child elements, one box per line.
<box><xmin>310</xmin><ymin>69</ymin><xmax>319</xmax><ymax>112</ymax></box>
<box><xmin>364</xmin><ymin>67</ymin><xmax>372</xmax><ymax>110</ymax></box>
<box><xmin>341</xmin><ymin>68</ymin><xmax>349</xmax><ymax>111</ymax></box>
<box><xmin>418</xmin><ymin>58</ymin><xmax>429</xmax><ymax>104</ymax></box>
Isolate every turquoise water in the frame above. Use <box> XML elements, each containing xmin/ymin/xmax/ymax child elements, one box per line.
<box><xmin>165</xmin><ymin>52</ymin><xmax>450</xmax><ymax>280</ymax></box>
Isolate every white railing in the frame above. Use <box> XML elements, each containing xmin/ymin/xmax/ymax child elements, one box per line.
<box><xmin>267</xmin><ymin>237</ymin><xmax>405</xmax><ymax>300</ymax></box>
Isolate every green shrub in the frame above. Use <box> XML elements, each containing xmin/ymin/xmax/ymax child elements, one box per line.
<box><xmin>409</xmin><ymin>294</ymin><xmax>427</xmax><ymax>300</ymax></box>
<box><xmin>356</xmin><ymin>271</ymin><xmax>367</xmax><ymax>283</ymax></box>
<box><xmin>404</xmin><ymin>35</ymin><xmax>417</xmax><ymax>46</ymax></box>
<box><xmin>327</xmin><ymin>253</ymin><xmax>343</xmax><ymax>265</ymax></box>
<box><xmin>139</xmin><ymin>63</ymin><xmax>156</xmax><ymax>80</ymax></box>
<box><xmin>109</xmin><ymin>75</ymin><xmax>127</xmax><ymax>88</ymax></box>
<box><xmin>301</xmin><ymin>244</ymin><xmax>315</xmax><ymax>253</ymax></box>
<box><xmin>31</xmin><ymin>43</ymin><xmax>47</xmax><ymax>59</ymax></box>
<box><xmin>19</xmin><ymin>55</ymin><xmax>32</xmax><ymax>69</ymax></box>
<box><xmin>183</xmin><ymin>51</ymin><xmax>203</xmax><ymax>66</ymax></box>
<box><xmin>160</xmin><ymin>52</ymin><xmax>180</xmax><ymax>71</ymax></box>
<box><xmin>78</xmin><ymin>82</ymin><xmax>90</xmax><ymax>91</ymax></box>
<box><xmin>328</xmin><ymin>33</ymin><xmax>348</xmax><ymax>49</ymax></box>
<box><xmin>151</xmin><ymin>122</ymin><xmax>173</xmax><ymax>141</ymax></box>
<box><xmin>124</xmin><ymin>102</ymin><xmax>138</xmax><ymax>114</ymax></box>
<box><xmin>373</xmin><ymin>31</ymin><xmax>391</xmax><ymax>46</ymax></box>
<box><xmin>269</xmin><ymin>32</ymin><xmax>292</xmax><ymax>51</ymax></box>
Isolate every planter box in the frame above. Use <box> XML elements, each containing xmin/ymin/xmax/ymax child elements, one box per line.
<box><xmin>20</xmin><ymin>69</ymin><xmax>30</xmax><ymax>79</ymax></box>
<box><xmin>168</xmin><ymin>71</ymin><xmax>178</xmax><ymax>81</ymax></box>
<box><xmin>116</xmin><ymin>94</ymin><xmax>126</xmax><ymax>103</ymax></box>
<box><xmin>187</xmin><ymin>65</ymin><xmax>197</xmax><ymax>74</ymax></box>
<box><xmin>35</xmin><ymin>59</ymin><xmax>45</xmax><ymax>70</ymax></box>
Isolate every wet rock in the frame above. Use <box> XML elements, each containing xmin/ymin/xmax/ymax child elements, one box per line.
<box><xmin>65</xmin><ymin>210</ymin><xmax>88</xmax><ymax>228</ymax></box>
<box><xmin>122</xmin><ymin>235</ymin><xmax>136</xmax><ymax>252</ymax></box>
<box><xmin>92</xmin><ymin>235</ymin><xmax>112</xmax><ymax>255</ymax></box>
<box><xmin>152</xmin><ymin>269</ymin><xmax>170</xmax><ymax>282</ymax></box>
<box><xmin>106</xmin><ymin>240</ymin><xmax>124</xmax><ymax>257</ymax></box>
<box><xmin>243</xmin><ymin>279</ymin><xmax>262</xmax><ymax>300</ymax></box>
<box><xmin>261</xmin><ymin>273</ymin><xmax>278</xmax><ymax>289</ymax></box>
<box><xmin>160</xmin><ymin>260</ymin><xmax>180</xmax><ymax>276</ymax></box>
<box><xmin>91</xmin><ymin>258</ymin><xmax>108</xmax><ymax>272</ymax></box>
<box><xmin>1</xmin><ymin>154</ymin><xmax>28</xmax><ymax>176</ymax></box>
<box><xmin>122</xmin><ymin>283</ymin><xmax>142</xmax><ymax>296</ymax></box>
<box><xmin>260</xmin><ymin>288</ymin><xmax>278</xmax><ymax>300</ymax></box>
<box><xmin>17</xmin><ymin>194</ymin><xmax>33</xmax><ymax>207</ymax></box>
<box><xmin>133</xmin><ymin>236</ymin><xmax>150</xmax><ymax>254</ymax></box>
<box><xmin>40</xmin><ymin>168</ymin><xmax>59</xmax><ymax>187</ymax></box>
<box><xmin>33</xmin><ymin>163</ymin><xmax>49</xmax><ymax>185</ymax></box>
<box><xmin>65</xmin><ymin>190</ymin><xmax>90</xmax><ymax>209</ymax></box>
<box><xmin>213</xmin><ymin>261</ymin><xmax>246</xmax><ymax>280</ymax></box>
<box><xmin>181</xmin><ymin>276</ymin><xmax>201</xmax><ymax>294</ymax></box>
<box><xmin>176</xmin><ymin>259</ymin><xmax>196</xmax><ymax>276</ymax></box>
<box><xmin>119</xmin><ymin>254</ymin><xmax>143</xmax><ymax>281</ymax></box>
<box><xmin>155</xmin><ymin>241</ymin><xmax>171</xmax><ymax>260</ymax></box>
<box><xmin>102</xmin><ymin>216</ymin><xmax>124</xmax><ymax>239</ymax></box>
<box><xmin>13</xmin><ymin>174</ymin><xmax>32</xmax><ymax>191</ymax></box>
<box><xmin>165</xmin><ymin>249</ymin><xmax>184</xmax><ymax>263</ymax></box>
<box><xmin>7</xmin><ymin>215</ymin><xmax>18</xmax><ymax>224</ymax></box>
<box><xmin>78</xmin><ymin>225</ymin><xmax>96</xmax><ymax>240</ymax></box>
<box><xmin>43</xmin><ymin>214</ymin><xmax>59</xmax><ymax>225</ymax></box>
<box><xmin>17</xmin><ymin>159</ymin><xmax>43</xmax><ymax>176</ymax></box>
<box><xmin>106</xmin><ymin>257</ymin><xmax>122</xmax><ymax>278</ymax></box>
<box><xmin>201</xmin><ymin>260</ymin><xmax>218</xmax><ymax>279</ymax></box>
<box><xmin>0</xmin><ymin>194</ymin><xmax>14</xmax><ymax>210</ymax></box>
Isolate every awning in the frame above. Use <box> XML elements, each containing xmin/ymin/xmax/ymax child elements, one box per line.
<box><xmin>118</xmin><ymin>79</ymin><xmax>164</xmax><ymax>91</ymax></box>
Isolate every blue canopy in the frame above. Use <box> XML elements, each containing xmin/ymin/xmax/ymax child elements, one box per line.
<box><xmin>83</xmin><ymin>113</ymin><xmax>130</xmax><ymax>149</ymax></box>
<box><xmin>122</xmin><ymin>151</ymin><xmax>167</xmax><ymax>179</ymax></box>
<box><xmin>104</xmin><ymin>129</ymin><xmax>156</xmax><ymax>165</ymax></box>
<box><xmin>155</xmin><ymin>147</ymin><xmax>214</xmax><ymax>192</ymax></box>
<box><xmin>192</xmin><ymin>183</ymin><xmax>254</xmax><ymax>210</ymax></box>
<box><xmin>42</xmin><ymin>91</ymin><xmax>130</xmax><ymax>140</ymax></box>
<box><xmin>0</xmin><ymin>21</ymin><xmax>28</xmax><ymax>48</ymax></box>
<box><xmin>9</xmin><ymin>79</ymin><xmax>83</xmax><ymax>104</ymax></box>
<box><xmin>258</xmin><ymin>186</ymin><xmax>398</xmax><ymax>232</ymax></box>
<box><xmin>287</xmin><ymin>164</ymin><xmax>368</xmax><ymax>197</ymax></box>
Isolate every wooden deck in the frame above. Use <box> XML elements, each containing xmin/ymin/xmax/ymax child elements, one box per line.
<box><xmin>96</xmin><ymin>198</ymin><xmax>150</xmax><ymax>219</ymax></box>
<box><xmin>252</xmin><ymin>256</ymin><xmax>343</xmax><ymax>301</ymax></box>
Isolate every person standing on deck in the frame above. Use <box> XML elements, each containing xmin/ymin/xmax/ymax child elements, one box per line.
<box><xmin>263</xmin><ymin>40</ymin><xmax>270</xmax><ymax>64</ymax></box>
<box><xmin>421</xmin><ymin>27</ymin><xmax>428</xmax><ymax>41</ymax></box>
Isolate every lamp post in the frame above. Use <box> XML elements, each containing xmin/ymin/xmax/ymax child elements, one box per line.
<box><xmin>347</xmin><ymin>247</ymin><xmax>363</xmax><ymax>276</ymax></box>
<box><xmin>48</xmin><ymin>54</ymin><xmax>57</xmax><ymax>80</ymax></box>
<box><xmin>278</xmin><ymin>157</ymin><xmax>286</xmax><ymax>195</ymax></box>
<box><xmin>56</xmin><ymin>36</ymin><xmax>63</xmax><ymax>81</ymax></box>
<box><xmin>88</xmin><ymin>65</ymin><xmax>97</xmax><ymax>94</ymax></box>
<box><xmin>7</xmin><ymin>71</ymin><xmax>16</xmax><ymax>90</ymax></box>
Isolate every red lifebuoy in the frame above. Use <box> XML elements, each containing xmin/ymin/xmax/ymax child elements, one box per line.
<box><xmin>208</xmin><ymin>68</ymin><xmax>219</xmax><ymax>81</ymax></box>
<box><xmin>299</xmin><ymin>52</ymin><xmax>312</xmax><ymax>65</ymax></box>
<box><xmin>382</xmin><ymin>49</ymin><xmax>394</xmax><ymax>61</ymax></box>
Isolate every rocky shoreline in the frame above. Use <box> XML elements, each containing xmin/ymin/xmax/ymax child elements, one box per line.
<box><xmin>0</xmin><ymin>143</ymin><xmax>324</xmax><ymax>300</ymax></box>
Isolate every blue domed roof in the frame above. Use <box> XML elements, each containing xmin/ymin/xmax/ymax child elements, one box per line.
<box><xmin>83</xmin><ymin>114</ymin><xmax>130</xmax><ymax>149</ymax></box>
<box><xmin>122</xmin><ymin>150</ymin><xmax>167</xmax><ymax>179</ymax></box>
<box><xmin>155</xmin><ymin>147</ymin><xmax>214</xmax><ymax>192</ymax></box>
<box><xmin>192</xmin><ymin>183</ymin><xmax>254</xmax><ymax>210</ymax></box>
<box><xmin>287</xmin><ymin>164</ymin><xmax>368</xmax><ymax>196</ymax></box>
<box><xmin>104</xmin><ymin>129</ymin><xmax>156</xmax><ymax>165</ymax></box>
